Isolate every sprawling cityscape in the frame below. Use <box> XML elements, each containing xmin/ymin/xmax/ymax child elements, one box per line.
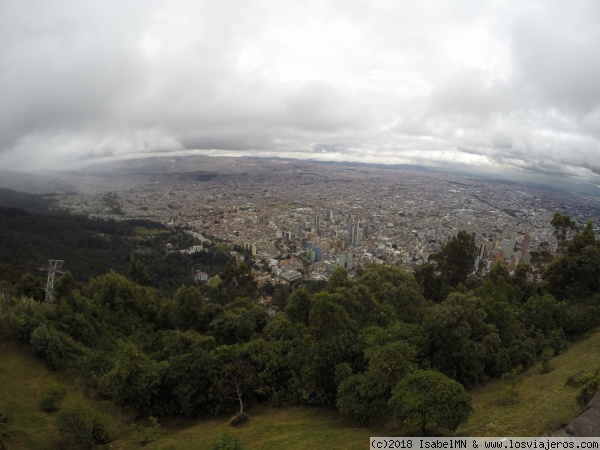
<box><xmin>52</xmin><ymin>155</ymin><xmax>600</xmax><ymax>286</ymax></box>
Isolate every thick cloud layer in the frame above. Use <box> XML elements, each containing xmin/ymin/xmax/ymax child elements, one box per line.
<box><xmin>2</xmin><ymin>0</ymin><xmax>600</xmax><ymax>183</ymax></box>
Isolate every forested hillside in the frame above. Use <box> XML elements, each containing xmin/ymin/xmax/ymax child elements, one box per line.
<box><xmin>0</xmin><ymin>190</ymin><xmax>235</xmax><ymax>295</ymax></box>
<box><xmin>2</xmin><ymin>195</ymin><xmax>600</xmax><ymax>447</ymax></box>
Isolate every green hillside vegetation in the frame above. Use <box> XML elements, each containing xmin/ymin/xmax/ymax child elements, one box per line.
<box><xmin>2</xmin><ymin>324</ymin><xmax>600</xmax><ymax>448</ymax></box>
<box><xmin>0</xmin><ymin>188</ymin><xmax>58</xmax><ymax>214</ymax></box>
<box><xmin>0</xmin><ymin>192</ymin><xmax>236</xmax><ymax>295</ymax></box>
<box><xmin>2</xmin><ymin>196</ymin><xmax>600</xmax><ymax>447</ymax></box>
<box><xmin>460</xmin><ymin>329</ymin><xmax>600</xmax><ymax>436</ymax></box>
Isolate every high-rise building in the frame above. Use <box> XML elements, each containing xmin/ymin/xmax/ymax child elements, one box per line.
<box><xmin>351</xmin><ymin>221</ymin><xmax>361</xmax><ymax>246</ymax></box>
<box><xmin>346</xmin><ymin>214</ymin><xmax>353</xmax><ymax>244</ymax></box>
<box><xmin>293</xmin><ymin>222</ymin><xmax>304</xmax><ymax>236</ymax></box>
<box><xmin>338</xmin><ymin>251</ymin><xmax>354</xmax><ymax>269</ymax></box>
<box><xmin>345</xmin><ymin>252</ymin><xmax>353</xmax><ymax>269</ymax></box>
<box><xmin>314</xmin><ymin>215</ymin><xmax>321</xmax><ymax>235</ymax></box>
<box><xmin>478</xmin><ymin>242</ymin><xmax>487</xmax><ymax>259</ymax></box>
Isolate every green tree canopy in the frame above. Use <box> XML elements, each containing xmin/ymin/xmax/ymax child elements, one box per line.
<box><xmin>551</xmin><ymin>212</ymin><xmax>578</xmax><ymax>254</ymax></box>
<box><xmin>389</xmin><ymin>369</ymin><xmax>472</xmax><ymax>434</ymax></box>
<box><xmin>423</xmin><ymin>292</ymin><xmax>500</xmax><ymax>387</ymax></box>
<box><xmin>429</xmin><ymin>230</ymin><xmax>477</xmax><ymax>288</ymax></box>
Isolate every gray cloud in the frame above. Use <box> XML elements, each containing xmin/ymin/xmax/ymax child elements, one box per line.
<box><xmin>1</xmin><ymin>0</ymin><xmax>600</xmax><ymax>184</ymax></box>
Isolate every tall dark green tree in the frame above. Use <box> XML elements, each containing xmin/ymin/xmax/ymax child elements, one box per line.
<box><xmin>544</xmin><ymin>220</ymin><xmax>600</xmax><ymax>301</ymax></box>
<box><xmin>424</xmin><ymin>292</ymin><xmax>500</xmax><ymax>387</ymax></box>
<box><xmin>97</xmin><ymin>340</ymin><xmax>165</xmax><ymax>413</ymax></box>
<box><xmin>414</xmin><ymin>262</ymin><xmax>445</xmax><ymax>303</ymax></box>
<box><xmin>429</xmin><ymin>231</ymin><xmax>477</xmax><ymax>288</ymax></box>
<box><xmin>356</xmin><ymin>265</ymin><xmax>425</xmax><ymax>323</ymax></box>
<box><xmin>551</xmin><ymin>213</ymin><xmax>578</xmax><ymax>255</ymax></box>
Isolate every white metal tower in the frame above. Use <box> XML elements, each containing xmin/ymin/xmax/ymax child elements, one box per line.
<box><xmin>44</xmin><ymin>260</ymin><xmax>64</xmax><ymax>303</ymax></box>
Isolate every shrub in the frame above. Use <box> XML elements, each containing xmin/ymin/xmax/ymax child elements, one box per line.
<box><xmin>577</xmin><ymin>368</ymin><xmax>600</xmax><ymax>408</ymax></box>
<box><xmin>40</xmin><ymin>386</ymin><xmax>67</xmax><ymax>412</ymax></box>
<box><xmin>500</xmin><ymin>366</ymin><xmax>523</xmax><ymax>405</ymax></box>
<box><xmin>0</xmin><ymin>411</ymin><xmax>11</xmax><ymax>425</ymax></box>
<box><xmin>212</xmin><ymin>430</ymin><xmax>245</xmax><ymax>450</ymax></box>
<box><xmin>57</xmin><ymin>403</ymin><xmax>111</xmax><ymax>448</ymax></box>
<box><xmin>30</xmin><ymin>325</ymin><xmax>76</xmax><ymax>369</ymax></box>
<box><xmin>540</xmin><ymin>347</ymin><xmax>554</xmax><ymax>373</ymax></box>
<box><xmin>130</xmin><ymin>416</ymin><xmax>162</xmax><ymax>446</ymax></box>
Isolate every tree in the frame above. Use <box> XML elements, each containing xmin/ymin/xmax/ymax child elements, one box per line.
<box><xmin>540</xmin><ymin>347</ymin><xmax>554</xmax><ymax>373</ymax></box>
<box><xmin>285</xmin><ymin>289</ymin><xmax>311</xmax><ymax>325</ymax></box>
<box><xmin>423</xmin><ymin>292</ymin><xmax>500</xmax><ymax>387</ymax></box>
<box><xmin>577</xmin><ymin>367</ymin><xmax>600</xmax><ymax>407</ymax></box>
<box><xmin>208</xmin><ymin>309</ymin><xmax>255</xmax><ymax>346</ymax></box>
<box><xmin>161</xmin><ymin>348</ymin><xmax>220</xmax><ymax>415</ymax></box>
<box><xmin>429</xmin><ymin>231</ymin><xmax>477</xmax><ymax>288</ymax></box>
<box><xmin>217</xmin><ymin>360</ymin><xmax>258</xmax><ymax>415</ymax></box>
<box><xmin>15</xmin><ymin>272</ymin><xmax>45</xmax><ymax>302</ymax></box>
<box><xmin>544</xmin><ymin>221</ymin><xmax>600</xmax><ymax>301</ymax></box>
<box><xmin>414</xmin><ymin>262</ymin><xmax>444</xmax><ymax>303</ymax></box>
<box><xmin>97</xmin><ymin>340</ymin><xmax>164</xmax><ymax>413</ymax></box>
<box><xmin>336</xmin><ymin>371</ymin><xmax>389</xmax><ymax>424</ymax></box>
<box><xmin>289</xmin><ymin>292</ymin><xmax>363</xmax><ymax>405</ymax></box>
<box><xmin>172</xmin><ymin>285</ymin><xmax>205</xmax><ymax>331</ymax></box>
<box><xmin>327</xmin><ymin>267</ymin><xmax>353</xmax><ymax>291</ymax></box>
<box><xmin>30</xmin><ymin>324</ymin><xmax>78</xmax><ymax>369</ymax></box>
<box><xmin>356</xmin><ymin>265</ymin><xmax>426</xmax><ymax>323</ymax></box>
<box><xmin>364</xmin><ymin>341</ymin><xmax>415</xmax><ymax>387</ymax></box>
<box><xmin>551</xmin><ymin>213</ymin><xmax>578</xmax><ymax>255</ymax></box>
<box><xmin>389</xmin><ymin>370</ymin><xmax>472</xmax><ymax>435</ymax></box>
<box><xmin>336</xmin><ymin>341</ymin><xmax>416</xmax><ymax>424</ymax></box>
<box><xmin>57</xmin><ymin>403</ymin><xmax>111</xmax><ymax>448</ymax></box>
<box><xmin>129</xmin><ymin>256</ymin><xmax>151</xmax><ymax>286</ymax></box>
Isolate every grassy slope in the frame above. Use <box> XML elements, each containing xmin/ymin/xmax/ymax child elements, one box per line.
<box><xmin>458</xmin><ymin>330</ymin><xmax>600</xmax><ymax>436</ymax></box>
<box><xmin>2</xmin><ymin>331</ymin><xmax>600</xmax><ymax>449</ymax></box>
<box><xmin>148</xmin><ymin>406</ymin><xmax>380</xmax><ymax>450</ymax></box>
<box><xmin>0</xmin><ymin>339</ymin><xmax>133</xmax><ymax>450</ymax></box>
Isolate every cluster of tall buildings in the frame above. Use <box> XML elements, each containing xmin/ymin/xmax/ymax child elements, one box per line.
<box><xmin>346</xmin><ymin>214</ymin><xmax>361</xmax><ymax>247</ymax></box>
<box><xmin>474</xmin><ymin>232</ymin><xmax>532</xmax><ymax>272</ymax></box>
<box><xmin>338</xmin><ymin>252</ymin><xmax>354</xmax><ymax>270</ymax></box>
<box><xmin>305</xmin><ymin>242</ymin><xmax>321</xmax><ymax>263</ymax></box>
<box><xmin>243</xmin><ymin>242</ymin><xmax>257</xmax><ymax>256</ymax></box>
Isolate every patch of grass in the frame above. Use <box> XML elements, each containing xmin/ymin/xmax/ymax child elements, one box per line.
<box><xmin>146</xmin><ymin>405</ymin><xmax>381</xmax><ymax>450</ymax></box>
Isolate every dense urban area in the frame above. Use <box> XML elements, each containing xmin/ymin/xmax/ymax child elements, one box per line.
<box><xmin>55</xmin><ymin>156</ymin><xmax>600</xmax><ymax>285</ymax></box>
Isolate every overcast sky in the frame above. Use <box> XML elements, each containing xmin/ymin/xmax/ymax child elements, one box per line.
<box><xmin>2</xmin><ymin>0</ymin><xmax>600</xmax><ymax>184</ymax></box>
